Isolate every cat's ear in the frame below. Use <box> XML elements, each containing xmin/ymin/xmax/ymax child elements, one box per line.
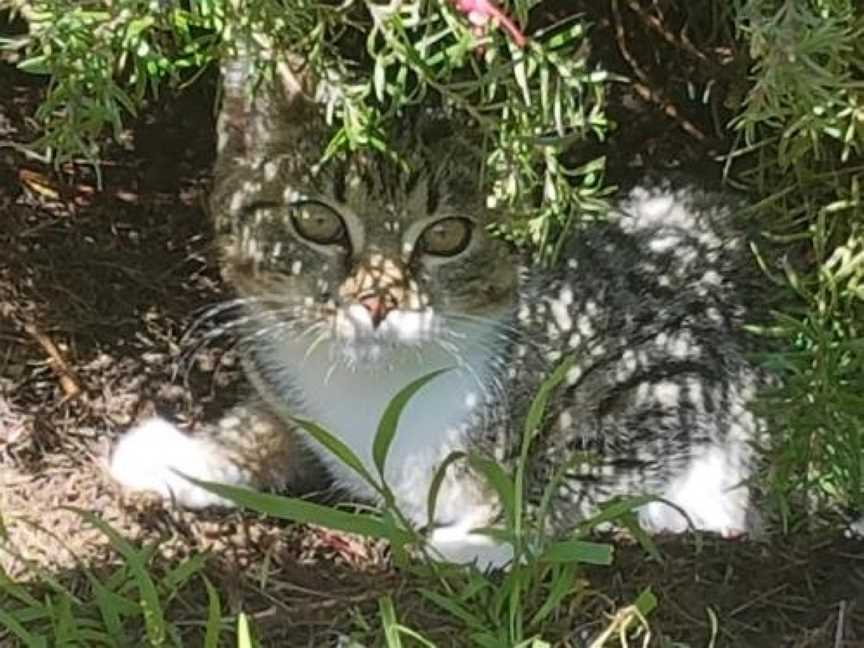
<box><xmin>216</xmin><ymin>54</ymin><xmax>316</xmax><ymax>157</ymax></box>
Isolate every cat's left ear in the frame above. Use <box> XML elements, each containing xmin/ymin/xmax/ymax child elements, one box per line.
<box><xmin>216</xmin><ymin>52</ymin><xmax>317</xmax><ymax>158</ymax></box>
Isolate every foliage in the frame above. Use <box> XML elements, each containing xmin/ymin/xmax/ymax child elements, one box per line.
<box><xmin>729</xmin><ymin>0</ymin><xmax>864</xmax><ymax>521</ymax></box>
<box><xmin>0</xmin><ymin>509</ymin><xmax>229</xmax><ymax>647</ymax></box>
<box><xmin>3</xmin><ymin>0</ymin><xmax>864</xmax><ymax>642</ymax></box>
<box><xmin>0</xmin><ymin>0</ymin><xmax>610</xmax><ymax>256</ymax></box>
<box><xmin>194</xmin><ymin>365</ymin><xmax>658</xmax><ymax>646</ymax></box>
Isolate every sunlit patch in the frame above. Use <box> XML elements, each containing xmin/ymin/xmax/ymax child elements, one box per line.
<box><xmin>282</xmin><ymin>187</ymin><xmax>302</xmax><ymax>203</ymax></box>
<box><xmin>653</xmin><ymin>381</ymin><xmax>681</xmax><ymax>406</ymax></box>
<box><xmin>557</xmin><ymin>410</ymin><xmax>573</xmax><ymax>430</ymax></box>
<box><xmin>264</xmin><ymin>160</ymin><xmax>280</xmax><ymax>181</ymax></box>
<box><xmin>640</xmin><ymin>193</ymin><xmax>675</xmax><ymax>218</ymax></box>
<box><xmin>576</xmin><ymin>314</ymin><xmax>594</xmax><ymax>337</ymax></box>
<box><xmin>549</xmin><ymin>294</ymin><xmax>573</xmax><ymax>332</ymax></box>
<box><xmin>230</xmin><ymin>191</ymin><xmax>245</xmax><ymax>212</ymax></box>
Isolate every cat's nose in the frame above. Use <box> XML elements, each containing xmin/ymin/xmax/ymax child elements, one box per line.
<box><xmin>359</xmin><ymin>292</ymin><xmax>395</xmax><ymax>328</ymax></box>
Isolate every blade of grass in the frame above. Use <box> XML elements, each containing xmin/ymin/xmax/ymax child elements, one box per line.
<box><xmin>373</xmin><ymin>368</ymin><xmax>452</xmax><ymax>478</ymax></box>
<box><xmin>185</xmin><ymin>479</ymin><xmax>413</xmax><ymax>544</ymax></box>
<box><xmin>202</xmin><ymin>576</ymin><xmax>222</xmax><ymax>648</ymax></box>
<box><xmin>63</xmin><ymin>508</ymin><xmax>166</xmax><ymax>646</ymax></box>
<box><xmin>0</xmin><ymin>607</ymin><xmax>47</xmax><ymax>648</ymax></box>
<box><xmin>538</xmin><ymin>539</ymin><xmax>612</xmax><ymax>565</ymax></box>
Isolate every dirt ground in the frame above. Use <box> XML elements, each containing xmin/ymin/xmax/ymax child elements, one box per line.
<box><xmin>1</xmin><ymin>4</ymin><xmax>863</xmax><ymax>647</ymax></box>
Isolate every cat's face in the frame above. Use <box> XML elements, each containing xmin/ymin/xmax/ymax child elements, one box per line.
<box><xmin>210</xmin><ymin>59</ymin><xmax>518</xmax><ymax>364</ymax></box>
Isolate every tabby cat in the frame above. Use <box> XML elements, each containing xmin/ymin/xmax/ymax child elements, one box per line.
<box><xmin>110</xmin><ymin>56</ymin><xmax>766</xmax><ymax>567</ymax></box>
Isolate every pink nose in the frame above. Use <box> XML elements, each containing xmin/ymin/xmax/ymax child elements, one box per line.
<box><xmin>359</xmin><ymin>293</ymin><xmax>393</xmax><ymax>328</ymax></box>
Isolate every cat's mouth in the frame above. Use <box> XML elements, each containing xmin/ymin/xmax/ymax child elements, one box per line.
<box><xmin>335</xmin><ymin>303</ymin><xmax>438</xmax><ymax>348</ymax></box>
<box><xmin>325</xmin><ymin>304</ymin><xmax>439</xmax><ymax>366</ymax></box>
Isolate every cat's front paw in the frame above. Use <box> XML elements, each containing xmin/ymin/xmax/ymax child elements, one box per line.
<box><xmin>427</xmin><ymin>524</ymin><xmax>513</xmax><ymax>570</ymax></box>
<box><xmin>109</xmin><ymin>418</ymin><xmax>242</xmax><ymax>509</ymax></box>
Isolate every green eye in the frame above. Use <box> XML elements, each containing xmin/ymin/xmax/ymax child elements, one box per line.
<box><xmin>419</xmin><ymin>217</ymin><xmax>473</xmax><ymax>257</ymax></box>
<box><xmin>291</xmin><ymin>202</ymin><xmax>347</xmax><ymax>245</ymax></box>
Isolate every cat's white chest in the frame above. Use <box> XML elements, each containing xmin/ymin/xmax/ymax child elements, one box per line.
<box><xmin>268</xmin><ymin>339</ymin><xmax>496</xmax><ymax>524</ymax></box>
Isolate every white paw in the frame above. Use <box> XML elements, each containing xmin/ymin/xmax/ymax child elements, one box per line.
<box><xmin>845</xmin><ymin>515</ymin><xmax>864</xmax><ymax>540</ymax></box>
<box><xmin>638</xmin><ymin>446</ymin><xmax>750</xmax><ymax>537</ymax></box>
<box><xmin>427</xmin><ymin>523</ymin><xmax>513</xmax><ymax>570</ymax></box>
<box><xmin>109</xmin><ymin>418</ymin><xmax>243</xmax><ymax>509</ymax></box>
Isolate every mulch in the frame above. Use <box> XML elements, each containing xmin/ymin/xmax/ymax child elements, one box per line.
<box><xmin>1</xmin><ymin>4</ymin><xmax>863</xmax><ymax>646</ymax></box>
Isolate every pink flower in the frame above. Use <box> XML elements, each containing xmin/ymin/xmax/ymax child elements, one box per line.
<box><xmin>451</xmin><ymin>0</ymin><xmax>527</xmax><ymax>48</ymax></box>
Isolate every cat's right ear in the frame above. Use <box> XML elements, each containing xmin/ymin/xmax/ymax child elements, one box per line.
<box><xmin>216</xmin><ymin>53</ymin><xmax>316</xmax><ymax>159</ymax></box>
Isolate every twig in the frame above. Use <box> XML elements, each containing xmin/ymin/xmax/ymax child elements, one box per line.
<box><xmin>727</xmin><ymin>583</ymin><xmax>789</xmax><ymax>618</ymax></box>
<box><xmin>625</xmin><ymin>0</ymin><xmax>709</xmax><ymax>63</ymax></box>
<box><xmin>834</xmin><ymin>600</ymin><xmax>847</xmax><ymax>648</ymax></box>
<box><xmin>610</xmin><ymin>0</ymin><xmax>708</xmax><ymax>142</ymax></box>
<box><xmin>23</xmin><ymin>323</ymin><xmax>81</xmax><ymax>401</ymax></box>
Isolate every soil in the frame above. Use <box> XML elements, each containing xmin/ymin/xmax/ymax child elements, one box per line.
<box><xmin>1</xmin><ymin>3</ymin><xmax>863</xmax><ymax>647</ymax></box>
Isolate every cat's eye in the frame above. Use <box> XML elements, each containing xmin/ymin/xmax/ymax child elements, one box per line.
<box><xmin>418</xmin><ymin>217</ymin><xmax>473</xmax><ymax>257</ymax></box>
<box><xmin>290</xmin><ymin>202</ymin><xmax>347</xmax><ymax>246</ymax></box>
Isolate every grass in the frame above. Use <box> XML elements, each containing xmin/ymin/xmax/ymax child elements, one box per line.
<box><xmin>0</xmin><ymin>509</ymin><xmax>226</xmax><ymax>647</ymax></box>
<box><xmin>195</xmin><ymin>364</ymin><xmax>660</xmax><ymax>646</ymax></box>
<box><xmin>1</xmin><ymin>0</ymin><xmax>863</xmax><ymax>645</ymax></box>
<box><xmin>0</xmin><ymin>367</ymin><xmax>660</xmax><ymax>647</ymax></box>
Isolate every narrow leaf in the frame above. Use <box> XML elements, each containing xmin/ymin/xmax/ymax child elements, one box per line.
<box><xmin>64</xmin><ymin>508</ymin><xmax>166</xmax><ymax>646</ymax></box>
<box><xmin>539</xmin><ymin>539</ymin><xmax>613</xmax><ymax>565</ymax></box>
<box><xmin>378</xmin><ymin>595</ymin><xmax>402</xmax><ymax>648</ymax></box>
<box><xmin>293</xmin><ymin>417</ymin><xmax>378</xmax><ymax>489</ymax></box>
<box><xmin>237</xmin><ymin>612</ymin><xmax>253</xmax><ymax>648</ymax></box>
<box><xmin>529</xmin><ymin>564</ymin><xmax>577</xmax><ymax>627</ymax></box>
<box><xmin>373</xmin><ymin>368</ymin><xmax>451</xmax><ymax>477</ymax></box>
<box><xmin>185</xmin><ymin>479</ymin><xmax>412</xmax><ymax>544</ymax></box>
<box><xmin>419</xmin><ymin>588</ymin><xmax>485</xmax><ymax>628</ymax></box>
<box><xmin>202</xmin><ymin>576</ymin><xmax>222</xmax><ymax>648</ymax></box>
<box><xmin>469</xmin><ymin>456</ymin><xmax>516</xmax><ymax>527</ymax></box>
<box><xmin>426</xmin><ymin>450</ymin><xmax>467</xmax><ymax>529</ymax></box>
<box><xmin>0</xmin><ymin>607</ymin><xmax>46</xmax><ymax>648</ymax></box>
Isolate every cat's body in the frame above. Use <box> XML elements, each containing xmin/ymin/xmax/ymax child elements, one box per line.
<box><xmin>110</xmin><ymin>58</ymin><xmax>767</xmax><ymax>567</ymax></box>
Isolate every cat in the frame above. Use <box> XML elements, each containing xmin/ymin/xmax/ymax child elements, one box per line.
<box><xmin>109</xmin><ymin>55</ymin><xmax>768</xmax><ymax>568</ymax></box>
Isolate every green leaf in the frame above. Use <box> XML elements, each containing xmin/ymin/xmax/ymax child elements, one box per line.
<box><xmin>374</xmin><ymin>57</ymin><xmax>388</xmax><ymax>103</ymax></box>
<box><xmin>64</xmin><ymin>508</ymin><xmax>166</xmax><ymax>647</ymax></box>
<box><xmin>292</xmin><ymin>418</ymin><xmax>379</xmax><ymax>490</ymax></box>
<box><xmin>618</xmin><ymin>511</ymin><xmax>663</xmax><ymax>562</ymax></box>
<box><xmin>184</xmin><ymin>479</ymin><xmax>413</xmax><ymax>544</ymax></box>
<box><xmin>50</xmin><ymin>592</ymin><xmax>78</xmax><ymax>646</ymax></box>
<box><xmin>469</xmin><ymin>633</ymin><xmax>505</xmax><ymax>648</ymax></box>
<box><xmin>538</xmin><ymin>539</ymin><xmax>613</xmax><ymax>565</ymax></box>
<box><xmin>0</xmin><ymin>606</ymin><xmax>47</xmax><ymax>648</ymax></box>
<box><xmin>0</xmin><ymin>569</ymin><xmax>43</xmax><ymax>608</ymax></box>
<box><xmin>633</xmin><ymin>587</ymin><xmax>658</xmax><ymax>617</ymax></box>
<box><xmin>469</xmin><ymin>456</ymin><xmax>516</xmax><ymax>527</ymax></box>
<box><xmin>426</xmin><ymin>450</ymin><xmax>467</xmax><ymax>529</ymax></box>
<box><xmin>528</xmin><ymin>563</ymin><xmax>577</xmax><ymax>627</ymax></box>
<box><xmin>88</xmin><ymin>575</ymin><xmax>135</xmax><ymax>642</ymax></box>
<box><xmin>373</xmin><ymin>368</ymin><xmax>452</xmax><ymax>478</ymax></box>
<box><xmin>576</xmin><ymin>495</ymin><xmax>658</xmax><ymax>531</ymax></box>
<box><xmin>163</xmin><ymin>553</ymin><xmax>207</xmax><ymax>591</ymax></box>
<box><xmin>18</xmin><ymin>55</ymin><xmax>50</xmax><ymax>75</ymax></box>
<box><xmin>379</xmin><ymin>596</ymin><xmax>402</xmax><ymax>648</ymax></box>
<box><xmin>419</xmin><ymin>589</ymin><xmax>485</xmax><ymax>629</ymax></box>
<box><xmin>202</xmin><ymin>577</ymin><xmax>222</xmax><ymax>648</ymax></box>
<box><xmin>237</xmin><ymin>612</ymin><xmax>254</xmax><ymax>648</ymax></box>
